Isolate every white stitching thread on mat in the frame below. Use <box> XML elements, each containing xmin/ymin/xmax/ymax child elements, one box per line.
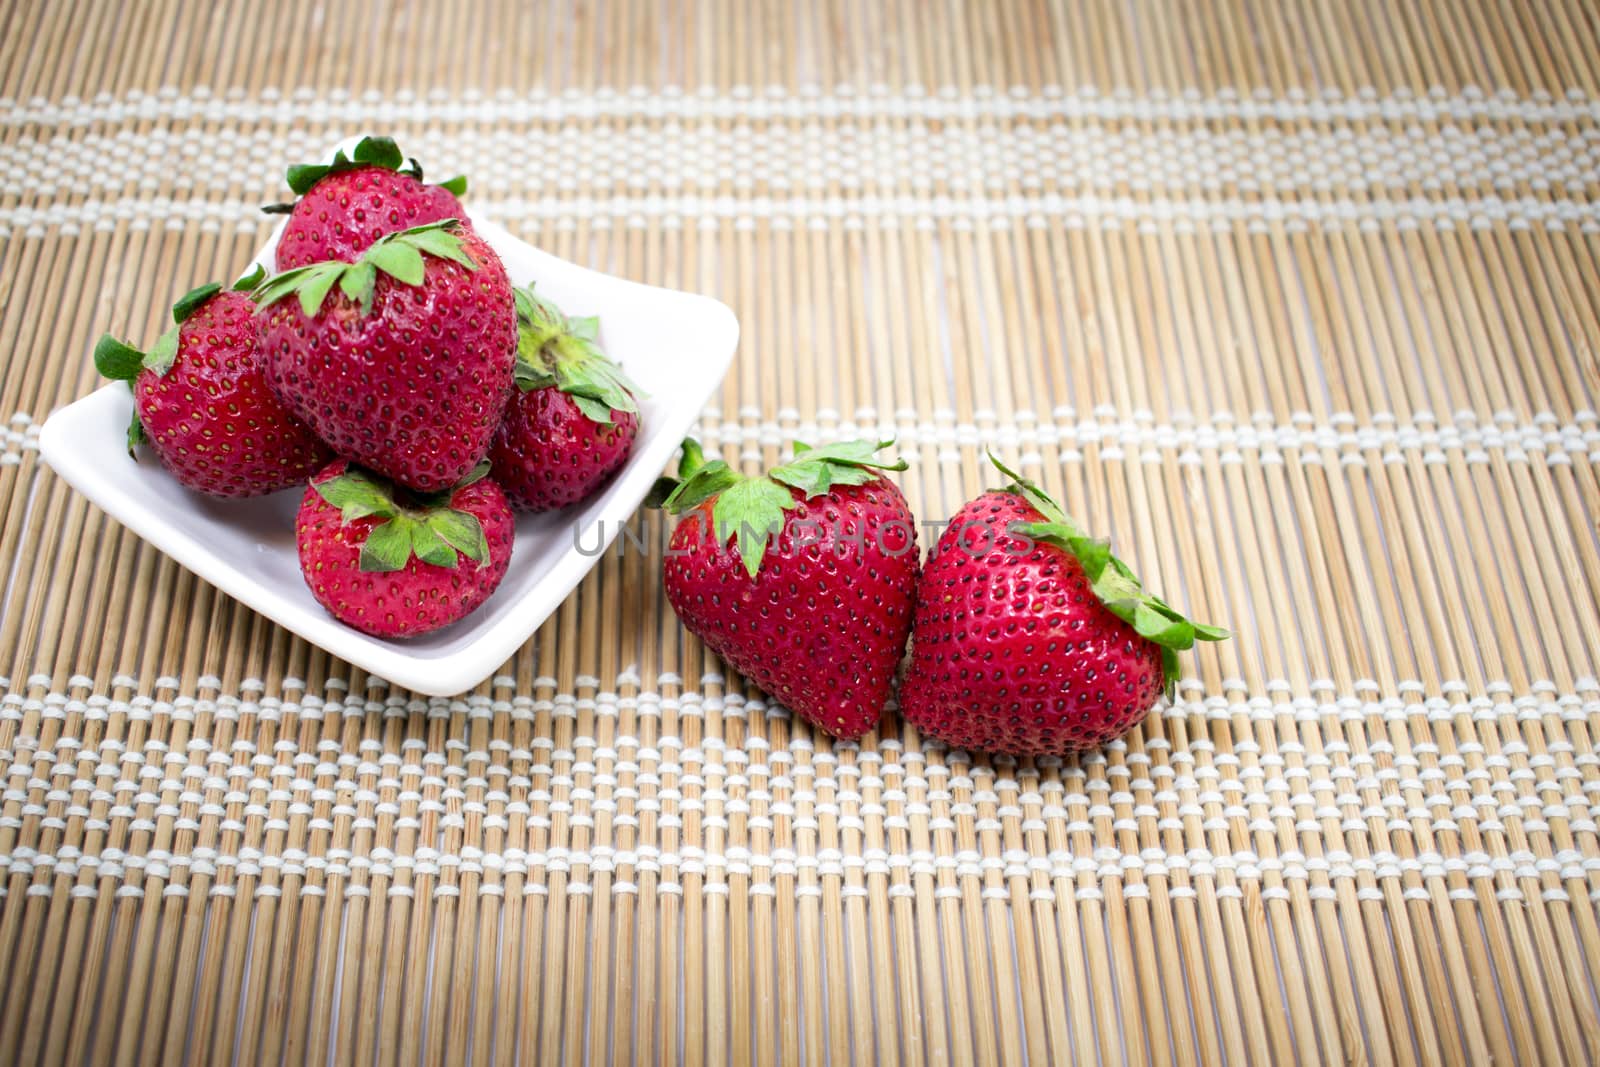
<box><xmin>2</xmin><ymin>88</ymin><xmax>1597</xmax><ymax>235</ymax></box>
<box><xmin>2</xmin><ymin>84</ymin><xmax>1598</xmax><ymax>126</ymax></box>
<box><xmin>4</xmin><ymin>125</ymin><xmax>1595</xmax><ymax>198</ymax></box>
<box><xmin>5</xmin><ymin>195</ymin><xmax>1599</xmax><ymax>236</ymax></box>
<box><xmin>1</xmin><ymin>844</ymin><xmax>1594</xmax><ymax>903</ymax></box>
<box><xmin>1</xmin><ymin>679</ymin><xmax>1597</xmax><ymax>902</ymax></box>
<box><xmin>0</xmin><ymin>414</ymin><xmax>37</xmax><ymax>466</ymax></box>
<box><xmin>696</xmin><ymin>412</ymin><xmax>1600</xmax><ymax>464</ymax></box>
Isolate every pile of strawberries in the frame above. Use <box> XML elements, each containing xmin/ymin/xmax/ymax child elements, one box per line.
<box><xmin>94</xmin><ymin>134</ymin><xmax>1226</xmax><ymax>758</ymax></box>
<box><xmin>94</xmin><ymin>136</ymin><xmax>642</xmax><ymax>638</ymax></box>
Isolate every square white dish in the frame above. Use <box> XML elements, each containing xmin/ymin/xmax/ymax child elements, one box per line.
<box><xmin>40</xmin><ymin>210</ymin><xmax>738</xmax><ymax>696</ymax></box>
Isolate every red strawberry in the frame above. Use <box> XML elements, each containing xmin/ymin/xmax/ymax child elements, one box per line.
<box><xmin>93</xmin><ymin>270</ymin><xmax>332</xmax><ymax>497</ymax></box>
<box><xmin>488</xmin><ymin>286</ymin><xmax>643</xmax><ymax>510</ymax></box>
<box><xmin>651</xmin><ymin>440</ymin><xmax>919</xmax><ymax>740</ymax></box>
<box><xmin>296</xmin><ymin>459</ymin><xmax>513</xmax><ymax>638</ymax></box>
<box><xmin>254</xmin><ymin>219</ymin><xmax>517</xmax><ymax>493</ymax></box>
<box><xmin>900</xmin><ymin>455</ymin><xmax>1227</xmax><ymax>756</ymax></box>
<box><xmin>267</xmin><ymin>135</ymin><xmax>468</xmax><ymax>270</ymax></box>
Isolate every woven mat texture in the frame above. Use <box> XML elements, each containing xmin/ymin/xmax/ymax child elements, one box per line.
<box><xmin>4</xmin><ymin>1</ymin><xmax>1600</xmax><ymax>1064</ymax></box>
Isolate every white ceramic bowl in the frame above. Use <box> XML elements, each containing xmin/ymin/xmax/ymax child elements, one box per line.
<box><xmin>41</xmin><ymin>211</ymin><xmax>738</xmax><ymax>695</ymax></box>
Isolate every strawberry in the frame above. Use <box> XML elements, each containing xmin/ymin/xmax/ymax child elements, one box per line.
<box><xmin>296</xmin><ymin>459</ymin><xmax>513</xmax><ymax>638</ymax></box>
<box><xmin>899</xmin><ymin>455</ymin><xmax>1227</xmax><ymax>756</ymax></box>
<box><xmin>488</xmin><ymin>286</ymin><xmax>644</xmax><ymax>511</ymax></box>
<box><xmin>650</xmin><ymin>439</ymin><xmax>919</xmax><ymax>739</ymax></box>
<box><xmin>266</xmin><ymin>135</ymin><xmax>468</xmax><ymax>270</ymax></box>
<box><xmin>92</xmin><ymin>269</ymin><xmax>332</xmax><ymax>497</ymax></box>
<box><xmin>254</xmin><ymin>219</ymin><xmax>517</xmax><ymax>493</ymax></box>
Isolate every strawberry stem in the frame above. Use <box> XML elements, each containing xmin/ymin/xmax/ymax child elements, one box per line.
<box><xmin>510</xmin><ymin>285</ymin><xmax>644</xmax><ymax>424</ymax></box>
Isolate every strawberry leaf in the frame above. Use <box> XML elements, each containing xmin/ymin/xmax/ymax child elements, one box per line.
<box><xmin>514</xmin><ymin>361</ymin><xmax>558</xmax><ymax>391</ymax></box>
<box><xmin>676</xmin><ymin>440</ymin><xmax>707</xmax><ymax>477</ymax></box>
<box><xmin>143</xmin><ymin>325</ymin><xmax>181</xmax><ymax>376</ymax></box>
<box><xmin>651</xmin><ymin>438</ymin><xmax>908</xmax><ymax>578</ymax></box>
<box><xmin>424</xmin><ymin>509</ymin><xmax>489</xmax><ymax>566</ymax></box>
<box><xmin>572</xmin><ymin>395</ymin><xmax>616</xmax><ymax>424</ymax></box>
<box><xmin>321</xmin><ymin>463</ymin><xmax>494</xmax><ymax>572</ymax></box>
<box><xmin>250</xmin><ymin>264</ymin><xmax>318</xmax><ymax>309</ymax></box>
<box><xmin>313</xmin><ymin>467</ymin><xmax>399</xmax><ymax>522</ymax></box>
<box><xmin>770</xmin><ymin>461</ymin><xmax>873</xmax><ymax>496</ymax></box>
<box><xmin>338</xmin><ymin>260</ymin><xmax>378</xmax><ymax>312</ymax></box>
<box><xmin>791</xmin><ymin>439</ymin><xmax>907</xmax><ymax>469</ymax></box>
<box><xmin>126</xmin><ymin>412</ymin><xmax>148</xmax><ymax>456</ymax></box>
<box><xmin>94</xmin><ymin>334</ymin><xmax>144</xmax><ymax>382</ymax></box>
<box><xmin>1160</xmin><ymin>647</ymin><xmax>1181</xmax><ymax>690</ymax></box>
<box><xmin>286</xmin><ymin>159</ymin><xmax>338</xmax><ymax>196</ymax></box>
<box><xmin>513</xmin><ymin>286</ymin><xmax>539</xmax><ymax>322</ymax></box>
<box><xmin>376</xmin><ymin>219</ymin><xmax>467</xmax><ymax>249</ymax></box>
<box><xmin>651</xmin><ymin>440</ymin><xmax>735</xmax><ymax>512</ymax></box>
<box><xmin>408</xmin><ymin>523</ymin><xmax>461</xmax><ymax>568</ymax></box>
<box><xmin>1134</xmin><ymin>603</ymin><xmax>1195</xmax><ymax>648</ymax></box>
<box><xmin>233</xmin><ymin>264</ymin><xmax>266</xmax><ymax>291</ymax></box>
<box><xmin>282</xmin><ymin>136</ymin><xmax>426</xmax><ymax>199</ymax></box>
<box><xmin>251</xmin><ymin>220</ymin><xmax>474</xmax><ymax>319</ymax></box>
<box><xmin>438</xmin><ymin>174</ymin><xmax>468</xmax><ymax>196</ymax></box>
<box><xmin>359</xmin><ymin>516</ymin><xmax>416</xmax><ymax>572</ymax></box>
<box><xmin>643</xmin><ymin>477</ymin><xmax>680</xmax><ymax>509</ymax></box>
<box><xmin>645</xmin><ymin>442</ymin><xmax>718</xmax><ymax>509</ymax></box>
<box><xmin>660</xmin><ymin>462</ymin><xmax>740</xmax><ymax>513</ymax></box>
<box><xmin>171</xmin><ymin>283</ymin><xmax>221</xmax><ymax>324</ymax></box>
<box><xmin>711</xmin><ymin>476</ymin><xmax>797</xmax><ymax>578</ymax></box>
<box><xmin>297</xmin><ymin>264</ymin><xmax>344</xmax><ymax>318</ymax></box>
<box><xmin>407</xmin><ymin>227</ymin><xmax>477</xmax><ymax>269</ymax></box>
<box><xmin>367</xmin><ymin>240</ymin><xmax>426</xmax><ymax>286</ymax></box>
<box><xmin>1072</xmin><ymin>536</ymin><xmax>1114</xmax><ymax>583</ymax></box>
<box><xmin>351</xmin><ymin>134</ymin><xmax>403</xmax><ymax>171</ymax></box>
<box><xmin>768</xmin><ymin>439</ymin><xmax>906</xmax><ymax>497</ymax></box>
<box><xmin>510</xmin><ymin>284</ymin><xmax>644</xmax><ymax>417</ymax></box>
<box><xmin>988</xmin><ymin>450</ymin><xmax>1066</xmax><ymax>523</ymax></box>
<box><xmin>655</xmin><ymin>445</ymin><xmax>741</xmax><ymax>513</ymax></box>
<box><xmin>454</xmin><ymin>460</ymin><xmax>491</xmax><ymax>490</ymax></box>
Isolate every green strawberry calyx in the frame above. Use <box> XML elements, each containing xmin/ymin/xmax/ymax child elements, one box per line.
<box><xmin>646</xmin><ymin>438</ymin><xmax>908</xmax><ymax>579</ymax></box>
<box><xmin>511</xmin><ymin>285</ymin><xmax>645</xmax><ymax>425</ymax></box>
<box><xmin>312</xmin><ymin>462</ymin><xmax>494</xmax><ymax>574</ymax></box>
<box><xmin>252</xmin><ymin>220</ymin><xmax>477</xmax><ymax>318</ymax></box>
<box><xmin>987</xmin><ymin>452</ymin><xmax>1228</xmax><ymax>692</ymax></box>
<box><xmin>262</xmin><ymin>135</ymin><xmax>467</xmax><ymax>214</ymax></box>
<box><xmin>93</xmin><ymin>265</ymin><xmax>267</xmax><ymax>454</ymax></box>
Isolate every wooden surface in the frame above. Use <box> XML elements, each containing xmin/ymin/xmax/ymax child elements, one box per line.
<box><xmin>3</xmin><ymin>0</ymin><xmax>1600</xmax><ymax>1063</ymax></box>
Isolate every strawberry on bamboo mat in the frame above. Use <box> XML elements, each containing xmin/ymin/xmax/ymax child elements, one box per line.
<box><xmin>93</xmin><ymin>269</ymin><xmax>331</xmax><ymax>497</ymax></box>
<box><xmin>650</xmin><ymin>439</ymin><xmax>919</xmax><ymax>739</ymax></box>
<box><xmin>900</xmin><ymin>454</ymin><xmax>1227</xmax><ymax>756</ymax></box>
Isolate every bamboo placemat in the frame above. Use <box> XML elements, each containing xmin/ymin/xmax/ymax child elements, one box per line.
<box><xmin>3</xmin><ymin>0</ymin><xmax>1600</xmax><ymax>1063</ymax></box>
